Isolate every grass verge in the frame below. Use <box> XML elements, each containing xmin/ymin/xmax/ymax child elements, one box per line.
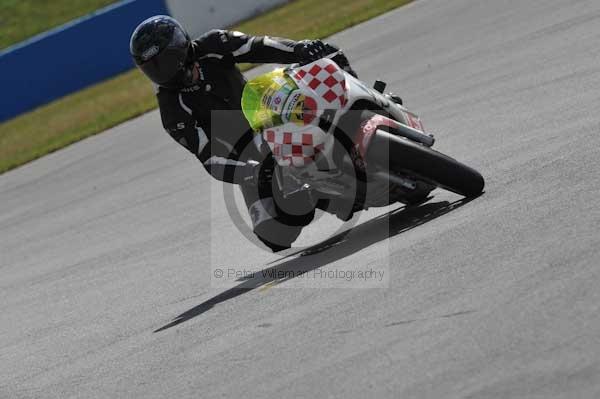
<box><xmin>0</xmin><ymin>0</ymin><xmax>413</xmax><ymax>174</ymax></box>
<box><xmin>0</xmin><ymin>0</ymin><xmax>118</xmax><ymax>50</ymax></box>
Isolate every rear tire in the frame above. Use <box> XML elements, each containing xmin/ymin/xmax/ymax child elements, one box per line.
<box><xmin>400</xmin><ymin>181</ymin><xmax>434</xmax><ymax>205</ymax></box>
<box><xmin>366</xmin><ymin>130</ymin><xmax>485</xmax><ymax>197</ymax></box>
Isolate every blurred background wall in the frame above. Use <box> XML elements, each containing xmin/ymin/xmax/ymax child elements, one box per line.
<box><xmin>0</xmin><ymin>0</ymin><xmax>288</xmax><ymax>122</ymax></box>
<box><xmin>168</xmin><ymin>0</ymin><xmax>289</xmax><ymax>38</ymax></box>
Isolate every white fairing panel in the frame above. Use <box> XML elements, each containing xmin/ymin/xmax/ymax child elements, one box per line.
<box><xmin>262</xmin><ymin>59</ymin><xmax>351</xmax><ymax>167</ymax></box>
<box><xmin>262</xmin><ymin>124</ymin><xmax>327</xmax><ymax>168</ymax></box>
<box><xmin>262</xmin><ymin>58</ymin><xmax>424</xmax><ymax>168</ymax></box>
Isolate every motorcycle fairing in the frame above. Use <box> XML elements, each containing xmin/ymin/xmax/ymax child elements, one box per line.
<box><xmin>242</xmin><ymin>58</ymin><xmax>425</xmax><ymax>169</ymax></box>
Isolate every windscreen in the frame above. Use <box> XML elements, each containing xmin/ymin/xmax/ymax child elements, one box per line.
<box><xmin>241</xmin><ymin>68</ymin><xmax>299</xmax><ymax>132</ymax></box>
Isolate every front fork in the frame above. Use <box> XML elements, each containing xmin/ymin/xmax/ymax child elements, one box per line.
<box><xmin>270</xmin><ymin>107</ymin><xmax>435</xmax><ymax>207</ymax></box>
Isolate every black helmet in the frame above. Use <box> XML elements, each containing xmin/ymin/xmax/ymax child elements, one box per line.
<box><xmin>130</xmin><ymin>15</ymin><xmax>192</xmax><ymax>88</ymax></box>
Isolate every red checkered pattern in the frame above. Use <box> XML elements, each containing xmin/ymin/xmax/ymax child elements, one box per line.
<box><xmin>292</xmin><ymin>60</ymin><xmax>348</xmax><ymax>108</ymax></box>
<box><xmin>264</xmin><ymin>128</ymin><xmax>325</xmax><ymax>167</ymax></box>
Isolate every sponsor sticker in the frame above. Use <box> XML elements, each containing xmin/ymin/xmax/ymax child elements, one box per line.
<box><xmin>282</xmin><ymin>93</ymin><xmax>318</xmax><ymax>126</ymax></box>
<box><xmin>270</xmin><ymin>91</ymin><xmax>288</xmax><ymax>113</ymax></box>
<box><xmin>282</xmin><ymin>92</ymin><xmax>302</xmax><ymax>123</ymax></box>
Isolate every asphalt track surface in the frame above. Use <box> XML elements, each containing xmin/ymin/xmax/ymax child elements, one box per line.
<box><xmin>2</xmin><ymin>0</ymin><xmax>600</xmax><ymax>397</ymax></box>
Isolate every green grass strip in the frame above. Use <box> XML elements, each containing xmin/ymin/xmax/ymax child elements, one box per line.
<box><xmin>0</xmin><ymin>0</ymin><xmax>413</xmax><ymax>174</ymax></box>
<box><xmin>0</xmin><ymin>0</ymin><xmax>118</xmax><ymax>50</ymax></box>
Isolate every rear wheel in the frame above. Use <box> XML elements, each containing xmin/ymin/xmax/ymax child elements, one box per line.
<box><xmin>366</xmin><ymin>130</ymin><xmax>485</xmax><ymax>197</ymax></box>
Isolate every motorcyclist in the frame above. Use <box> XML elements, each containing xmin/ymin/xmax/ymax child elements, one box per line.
<box><xmin>129</xmin><ymin>15</ymin><xmax>357</xmax><ymax>251</ymax></box>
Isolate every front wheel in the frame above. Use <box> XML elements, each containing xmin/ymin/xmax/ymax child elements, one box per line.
<box><xmin>366</xmin><ymin>130</ymin><xmax>485</xmax><ymax>197</ymax></box>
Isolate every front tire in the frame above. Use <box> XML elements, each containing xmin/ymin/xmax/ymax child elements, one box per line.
<box><xmin>366</xmin><ymin>130</ymin><xmax>485</xmax><ymax>197</ymax></box>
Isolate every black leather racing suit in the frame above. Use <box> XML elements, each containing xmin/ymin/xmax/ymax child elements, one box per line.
<box><xmin>157</xmin><ymin>29</ymin><xmax>353</xmax><ymax>250</ymax></box>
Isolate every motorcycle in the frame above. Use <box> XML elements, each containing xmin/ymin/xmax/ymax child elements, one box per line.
<box><xmin>241</xmin><ymin>54</ymin><xmax>484</xmax><ymax>221</ymax></box>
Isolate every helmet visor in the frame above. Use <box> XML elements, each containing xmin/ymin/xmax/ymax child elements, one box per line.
<box><xmin>134</xmin><ymin>19</ymin><xmax>191</xmax><ymax>87</ymax></box>
<box><xmin>139</xmin><ymin>46</ymin><xmax>188</xmax><ymax>87</ymax></box>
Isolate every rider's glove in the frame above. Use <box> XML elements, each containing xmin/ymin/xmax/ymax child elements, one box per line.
<box><xmin>294</xmin><ymin>39</ymin><xmax>328</xmax><ymax>63</ymax></box>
